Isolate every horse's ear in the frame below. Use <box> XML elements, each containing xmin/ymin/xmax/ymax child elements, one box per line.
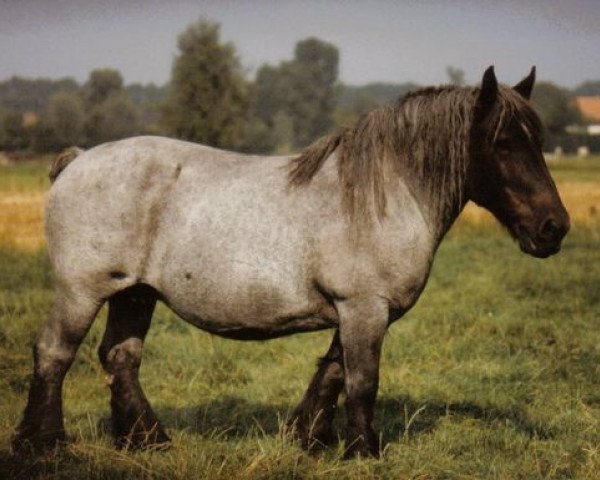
<box><xmin>475</xmin><ymin>66</ymin><xmax>498</xmax><ymax>119</ymax></box>
<box><xmin>513</xmin><ymin>66</ymin><xmax>536</xmax><ymax>100</ymax></box>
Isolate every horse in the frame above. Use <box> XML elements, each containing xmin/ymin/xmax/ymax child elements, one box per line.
<box><xmin>13</xmin><ymin>66</ymin><xmax>569</xmax><ymax>458</ymax></box>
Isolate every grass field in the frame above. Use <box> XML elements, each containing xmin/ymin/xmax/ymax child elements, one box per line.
<box><xmin>1</xmin><ymin>156</ymin><xmax>599</xmax><ymax>479</ymax></box>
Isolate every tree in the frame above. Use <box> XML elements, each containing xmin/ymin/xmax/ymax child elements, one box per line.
<box><xmin>573</xmin><ymin>80</ymin><xmax>600</xmax><ymax>97</ymax></box>
<box><xmin>446</xmin><ymin>66</ymin><xmax>465</xmax><ymax>86</ymax></box>
<box><xmin>86</xmin><ymin>92</ymin><xmax>141</xmax><ymax>145</ymax></box>
<box><xmin>84</xmin><ymin>69</ymin><xmax>124</xmax><ymax>107</ymax></box>
<box><xmin>291</xmin><ymin>38</ymin><xmax>339</xmax><ymax>147</ymax></box>
<box><xmin>0</xmin><ymin>111</ymin><xmax>28</xmax><ymax>151</ymax></box>
<box><xmin>337</xmin><ymin>82</ymin><xmax>421</xmax><ymax>110</ymax></box>
<box><xmin>44</xmin><ymin>92</ymin><xmax>85</xmax><ymax>149</ymax></box>
<box><xmin>0</xmin><ymin>76</ymin><xmax>79</xmax><ymax>114</ymax></box>
<box><xmin>80</xmin><ymin>68</ymin><xmax>142</xmax><ymax>146</ymax></box>
<box><xmin>333</xmin><ymin>82</ymin><xmax>421</xmax><ymax>129</ymax></box>
<box><xmin>126</xmin><ymin>83</ymin><xmax>168</xmax><ymax>133</ymax></box>
<box><xmin>530</xmin><ymin>81</ymin><xmax>582</xmax><ymax>151</ymax></box>
<box><xmin>240</xmin><ymin>116</ymin><xmax>274</xmax><ymax>153</ymax></box>
<box><xmin>164</xmin><ymin>20</ymin><xmax>247</xmax><ymax>148</ymax></box>
<box><xmin>249</xmin><ymin>37</ymin><xmax>339</xmax><ymax>151</ymax></box>
<box><xmin>239</xmin><ymin>79</ymin><xmax>278</xmax><ymax>153</ymax></box>
<box><xmin>252</xmin><ymin>65</ymin><xmax>290</xmax><ymax>129</ymax></box>
<box><xmin>531</xmin><ymin>82</ymin><xmax>580</xmax><ymax>136</ymax></box>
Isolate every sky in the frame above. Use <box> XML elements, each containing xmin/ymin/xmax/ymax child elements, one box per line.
<box><xmin>1</xmin><ymin>0</ymin><xmax>599</xmax><ymax>89</ymax></box>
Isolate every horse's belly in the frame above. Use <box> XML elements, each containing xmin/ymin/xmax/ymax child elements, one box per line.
<box><xmin>173</xmin><ymin>310</ymin><xmax>336</xmax><ymax>340</ymax></box>
<box><xmin>157</xmin><ymin>270</ymin><xmax>339</xmax><ymax>340</ymax></box>
<box><xmin>165</xmin><ymin>297</ymin><xmax>337</xmax><ymax>340</ymax></box>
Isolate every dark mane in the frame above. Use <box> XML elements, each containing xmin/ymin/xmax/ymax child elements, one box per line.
<box><xmin>288</xmin><ymin>85</ymin><xmax>541</xmax><ymax>223</ymax></box>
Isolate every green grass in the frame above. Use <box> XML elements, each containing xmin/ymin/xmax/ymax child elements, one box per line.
<box><xmin>0</xmin><ymin>157</ymin><xmax>51</xmax><ymax>192</ymax></box>
<box><xmin>546</xmin><ymin>155</ymin><xmax>600</xmax><ymax>183</ymax></box>
<box><xmin>1</xmin><ymin>229</ymin><xmax>599</xmax><ymax>479</ymax></box>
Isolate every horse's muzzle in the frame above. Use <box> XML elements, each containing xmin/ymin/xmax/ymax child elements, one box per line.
<box><xmin>516</xmin><ymin>213</ymin><xmax>570</xmax><ymax>258</ymax></box>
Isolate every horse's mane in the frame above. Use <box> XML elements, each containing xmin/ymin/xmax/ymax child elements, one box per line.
<box><xmin>288</xmin><ymin>85</ymin><xmax>541</xmax><ymax>223</ymax></box>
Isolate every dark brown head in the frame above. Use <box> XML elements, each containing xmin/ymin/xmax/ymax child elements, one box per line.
<box><xmin>467</xmin><ymin>66</ymin><xmax>570</xmax><ymax>258</ymax></box>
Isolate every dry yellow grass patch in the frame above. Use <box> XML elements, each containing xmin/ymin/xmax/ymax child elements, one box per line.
<box><xmin>557</xmin><ymin>182</ymin><xmax>600</xmax><ymax>227</ymax></box>
<box><xmin>0</xmin><ymin>181</ymin><xmax>598</xmax><ymax>252</ymax></box>
<box><xmin>0</xmin><ymin>191</ymin><xmax>46</xmax><ymax>251</ymax></box>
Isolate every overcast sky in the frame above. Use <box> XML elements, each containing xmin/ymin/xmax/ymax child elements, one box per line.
<box><xmin>1</xmin><ymin>0</ymin><xmax>599</xmax><ymax>88</ymax></box>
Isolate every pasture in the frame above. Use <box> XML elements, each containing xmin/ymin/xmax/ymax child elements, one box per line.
<box><xmin>1</xmin><ymin>156</ymin><xmax>599</xmax><ymax>479</ymax></box>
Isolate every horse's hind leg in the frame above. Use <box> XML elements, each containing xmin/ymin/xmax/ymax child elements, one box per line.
<box><xmin>287</xmin><ymin>331</ymin><xmax>344</xmax><ymax>450</ymax></box>
<box><xmin>98</xmin><ymin>284</ymin><xmax>169</xmax><ymax>450</ymax></box>
<box><xmin>12</xmin><ymin>289</ymin><xmax>101</xmax><ymax>453</ymax></box>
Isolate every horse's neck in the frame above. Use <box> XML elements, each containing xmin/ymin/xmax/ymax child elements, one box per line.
<box><xmin>395</xmin><ymin>106</ymin><xmax>470</xmax><ymax>240</ymax></box>
<box><xmin>392</xmin><ymin>168</ymin><xmax>466</xmax><ymax>246</ymax></box>
<box><xmin>305</xmin><ymin>146</ymin><xmax>465</xmax><ymax>249</ymax></box>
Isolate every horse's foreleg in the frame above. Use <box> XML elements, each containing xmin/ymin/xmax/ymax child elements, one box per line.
<box><xmin>13</xmin><ymin>291</ymin><xmax>101</xmax><ymax>454</ymax></box>
<box><xmin>338</xmin><ymin>297</ymin><xmax>388</xmax><ymax>459</ymax></box>
<box><xmin>288</xmin><ymin>330</ymin><xmax>344</xmax><ymax>450</ymax></box>
<box><xmin>98</xmin><ymin>285</ymin><xmax>169</xmax><ymax>450</ymax></box>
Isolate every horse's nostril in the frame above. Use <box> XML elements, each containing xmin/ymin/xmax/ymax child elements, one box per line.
<box><xmin>540</xmin><ymin>218</ymin><xmax>560</xmax><ymax>241</ymax></box>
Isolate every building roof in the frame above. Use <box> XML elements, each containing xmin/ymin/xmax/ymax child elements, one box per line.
<box><xmin>575</xmin><ymin>96</ymin><xmax>600</xmax><ymax>122</ymax></box>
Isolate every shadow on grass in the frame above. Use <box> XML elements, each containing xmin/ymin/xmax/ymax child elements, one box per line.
<box><xmin>375</xmin><ymin>396</ymin><xmax>554</xmax><ymax>443</ymax></box>
<box><xmin>154</xmin><ymin>396</ymin><xmax>288</xmax><ymax>439</ymax></box>
<box><xmin>0</xmin><ymin>449</ymin><xmax>132</xmax><ymax>480</ymax></box>
<box><xmin>153</xmin><ymin>394</ymin><xmax>553</xmax><ymax>443</ymax></box>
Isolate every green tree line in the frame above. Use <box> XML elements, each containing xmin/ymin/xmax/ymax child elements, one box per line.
<box><xmin>0</xmin><ymin>20</ymin><xmax>597</xmax><ymax>155</ymax></box>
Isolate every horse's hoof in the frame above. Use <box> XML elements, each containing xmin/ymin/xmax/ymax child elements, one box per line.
<box><xmin>286</xmin><ymin>418</ymin><xmax>335</xmax><ymax>453</ymax></box>
<box><xmin>11</xmin><ymin>430</ymin><xmax>67</xmax><ymax>456</ymax></box>
<box><xmin>343</xmin><ymin>441</ymin><xmax>379</xmax><ymax>460</ymax></box>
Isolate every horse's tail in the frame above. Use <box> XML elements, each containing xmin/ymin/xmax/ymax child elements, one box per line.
<box><xmin>49</xmin><ymin>147</ymin><xmax>84</xmax><ymax>183</ymax></box>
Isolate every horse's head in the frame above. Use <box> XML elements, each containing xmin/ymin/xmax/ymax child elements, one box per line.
<box><xmin>467</xmin><ymin>66</ymin><xmax>569</xmax><ymax>258</ymax></box>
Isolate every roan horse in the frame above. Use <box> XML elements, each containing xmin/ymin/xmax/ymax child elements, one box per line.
<box><xmin>13</xmin><ymin>67</ymin><xmax>569</xmax><ymax>458</ymax></box>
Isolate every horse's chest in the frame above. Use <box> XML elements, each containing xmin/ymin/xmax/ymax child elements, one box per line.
<box><xmin>384</xmin><ymin>251</ymin><xmax>433</xmax><ymax>314</ymax></box>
